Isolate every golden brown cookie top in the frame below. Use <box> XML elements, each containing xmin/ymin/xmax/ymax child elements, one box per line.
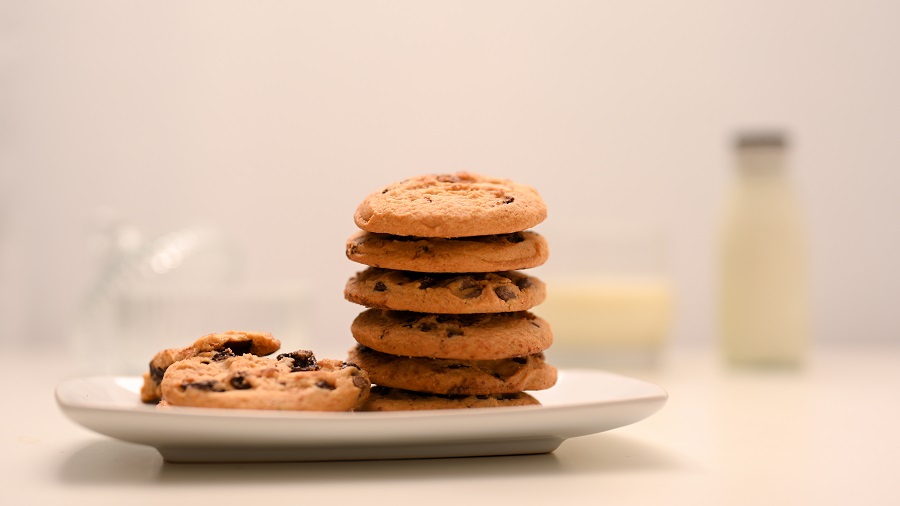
<box><xmin>351</xmin><ymin>309</ymin><xmax>553</xmax><ymax>360</ymax></box>
<box><xmin>160</xmin><ymin>349</ymin><xmax>370</xmax><ymax>411</ymax></box>
<box><xmin>344</xmin><ymin>268</ymin><xmax>547</xmax><ymax>314</ymax></box>
<box><xmin>345</xmin><ymin>230</ymin><xmax>549</xmax><ymax>273</ymax></box>
<box><xmin>347</xmin><ymin>344</ymin><xmax>557</xmax><ymax>396</ymax></box>
<box><xmin>353</xmin><ymin>172</ymin><xmax>547</xmax><ymax>238</ymax></box>
<box><xmin>140</xmin><ymin>330</ymin><xmax>281</xmax><ymax>403</ymax></box>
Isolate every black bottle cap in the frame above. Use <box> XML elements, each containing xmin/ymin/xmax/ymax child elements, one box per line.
<box><xmin>734</xmin><ymin>131</ymin><xmax>788</xmax><ymax>149</ymax></box>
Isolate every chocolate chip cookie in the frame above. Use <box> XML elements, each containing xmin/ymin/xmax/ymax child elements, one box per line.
<box><xmin>354</xmin><ymin>172</ymin><xmax>547</xmax><ymax>238</ymax></box>
<box><xmin>346</xmin><ymin>344</ymin><xmax>557</xmax><ymax>395</ymax></box>
<box><xmin>160</xmin><ymin>349</ymin><xmax>370</xmax><ymax>411</ymax></box>
<box><xmin>346</xmin><ymin>230</ymin><xmax>549</xmax><ymax>273</ymax></box>
<box><xmin>360</xmin><ymin>385</ymin><xmax>540</xmax><ymax>411</ymax></box>
<box><xmin>344</xmin><ymin>268</ymin><xmax>546</xmax><ymax>314</ymax></box>
<box><xmin>351</xmin><ymin>309</ymin><xmax>553</xmax><ymax>360</ymax></box>
<box><xmin>140</xmin><ymin>330</ymin><xmax>281</xmax><ymax>403</ymax></box>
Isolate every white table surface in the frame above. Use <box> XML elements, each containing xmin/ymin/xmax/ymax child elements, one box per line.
<box><xmin>3</xmin><ymin>343</ymin><xmax>898</xmax><ymax>506</ymax></box>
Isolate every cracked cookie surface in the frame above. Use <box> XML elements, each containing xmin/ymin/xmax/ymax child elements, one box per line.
<box><xmin>351</xmin><ymin>309</ymin><xmax>553</xmax><ymax>360</ymax></box>
<box><xmin>353</xmin><ymin>172</ymin><xmax>547</xmax><ymax>238</ymax></box>
<box><xmin>345</xmin><ymin>230</ymin><xmax>549</xmax><ymax>273</ymax></box>
<box><xmin>160</xmin><ymin>349</ymin><xmax>370</xmax><ymax>411</ymax></box>
<box><xmin>344</xmin><ymin>268</ymin><xmax>546</xmax><ymax>314</ymax></box>
<box><xmin>346</xmin><ymin>344</ymin><xmax>557</xmax><ymax>395</ymax></box>
<box><xmin>140</xmin><ymin>330</ymin><xmax>281</xmax><ymax>403</ymax></box>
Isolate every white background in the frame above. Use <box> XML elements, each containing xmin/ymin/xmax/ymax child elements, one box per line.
<box><xmin>2</xmin><ymin>1</ymin><xmax>899</xmax><ymax>357</ymax></box>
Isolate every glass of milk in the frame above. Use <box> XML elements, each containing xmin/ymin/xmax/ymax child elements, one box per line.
<box><xmin>536</xmin><ymin>222</ymin><xmax>674</xmax><ymax>368</ymax></box>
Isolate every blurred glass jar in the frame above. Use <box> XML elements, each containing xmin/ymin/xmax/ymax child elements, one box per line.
<box><xmin>72</xmin><ymin>213</ymin><xmax>308</xmax><ymax>374</ymax></box>
<box><xmin>536</xmin><ymin>222</ymin><xmax>674</xmax><ymax>368</ymax></box>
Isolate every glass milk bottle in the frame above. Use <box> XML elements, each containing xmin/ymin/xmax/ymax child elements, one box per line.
<box><xmin>718</xmin><ymin>132</ymin><xmax>810</xmax><ymax>366</ymax></box>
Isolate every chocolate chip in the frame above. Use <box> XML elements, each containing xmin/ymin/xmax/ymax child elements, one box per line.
<box><xmin>316</xmin><ymin>380</ymin><xmax>336</xmax><ymax>390</ymax></box>
<box><xmin>494</xmin><ymin>285</ymin><xmax>518</xmax><ymax>301</ymax></box>
<box><xmin>505</xmin><ymin>232</ymin><xmax>525</xmax><ymax>243</ymax></box>
<box><xmin>455</xmin><ymin>278</ymin><xmax>484</xmax><ymax>299</ymax></box>
<box><xmin>502</xmin><ymin>196</ymin><xmax>515</xmax><ymax>204</ymax></box>
<box><xmin>419</xmin><ymin>323</ymin><xmax>435</xmax><ymax>332</ymax></box>
<box><xmin>515</xmin><ymin>277</ymin><xmax>533</xmax><ymax>290</ymax></box>
<box><xmin>182</xmin><ymin>380</ymin><xmax>223</xmax><ymax>392</ymax></box>
<box><xmin>401</xmin><ymin>313</ymin><xmax>425</xmax><ymax>328</ymax></box>
<box><xmin>223</xmin><ymin>340</ymin><xmax>253</xmax><ymax>355</ymax></box>
<box><xmin>465</xmin><ymin>287</ymin><xmax>485</xmax><ymax>298</ymax></box>
<box><xmin>212</xmin><ymin>349</ymin><xmax>235</xmax><ymax>361</ymax></box>
<box><xmin>149</xmin><ymin>364</ymin><xmax>166</xmax><ymax>382</ymax></box>
<box><xmin>277</xmin><ymin>350</ymin><xmax>318</xmax><ymax>372</ymax></box>
<box><xmin>446</xmin><ymin>328</ymin><xmax>464</xmax><ymax>338</ymax></box>
<box><xmin>229</xmin><ymin>373</ymin><xmax>251</xmax><ymax>390</ymax></box>
<box><xmin>418</xmin><ymin>276</ymin><xmax>436</xmax><ymax>290</ymax></box>
<box><xmin>413</xmin><ymin>245</ymin><xmax>430</xmax><ymax>259</ymax></box>
<box><xmin>373</xmin><ymin>281</ymin><xmax>387</xmax><ymax>292</ymax></box>
<box><xmin>352</xmin><ymin>376</ymin><xmax>369</xmax><ymax>389</ymax></box>
<box><xmin>460</xmin><ymin>286</ymin><xmax>484</xmax><ymax>298</ymax></box>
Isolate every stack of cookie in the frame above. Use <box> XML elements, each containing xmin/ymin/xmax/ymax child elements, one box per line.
<box><xmin>343</xmin><ymin>172</ymin><xmax>557</xmax><ymax>410</ymax></box>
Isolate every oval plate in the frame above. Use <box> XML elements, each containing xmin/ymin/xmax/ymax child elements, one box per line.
<box><xmin>56</xmin><ymin>369</ymin><xmax>667</xmax><ymax>462</ymax></box>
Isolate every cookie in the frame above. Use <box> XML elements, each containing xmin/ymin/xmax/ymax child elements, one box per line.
<box><xmin>344</xmin><ymin>268</ymin><xmax>546</xmax><ymax>314</ymax></box>
<box><xmin>360</xmin><ymin>385</ymin><xmax>540</xmax><ymax>411</ymax></box>
<box><xmin>354</xmin><ymin>172</ymin><xmax>547</xmax><ymax>238</ymax></box>
<box><xmin>346</xmin><ymin>230</ymin><xmax>549</xmax><ymax>273</ymax></box>
<box><xmin>140</xmin><ymin>330</ymin><xmax>281</xmax><ymax>403</ymax></box>
<box><xmin>351</xmin><ymin>309</ymin><xmax>553</xmax><ymax>360</ymax></box>
<box><xmin>346</xmin><ymin>344</ymin><xmax>557</xmax><ymax>395</ymax></box>
<box><xmin>160</xmin><ymin>349</ymin><xmax>370</xmax><ymax>411</ymax></box>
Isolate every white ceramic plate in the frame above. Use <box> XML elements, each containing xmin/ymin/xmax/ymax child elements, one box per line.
<box><xmin>56</xmin><ymin>369</ymin><xmax>667</xmax><ymax>462</ymax></box>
